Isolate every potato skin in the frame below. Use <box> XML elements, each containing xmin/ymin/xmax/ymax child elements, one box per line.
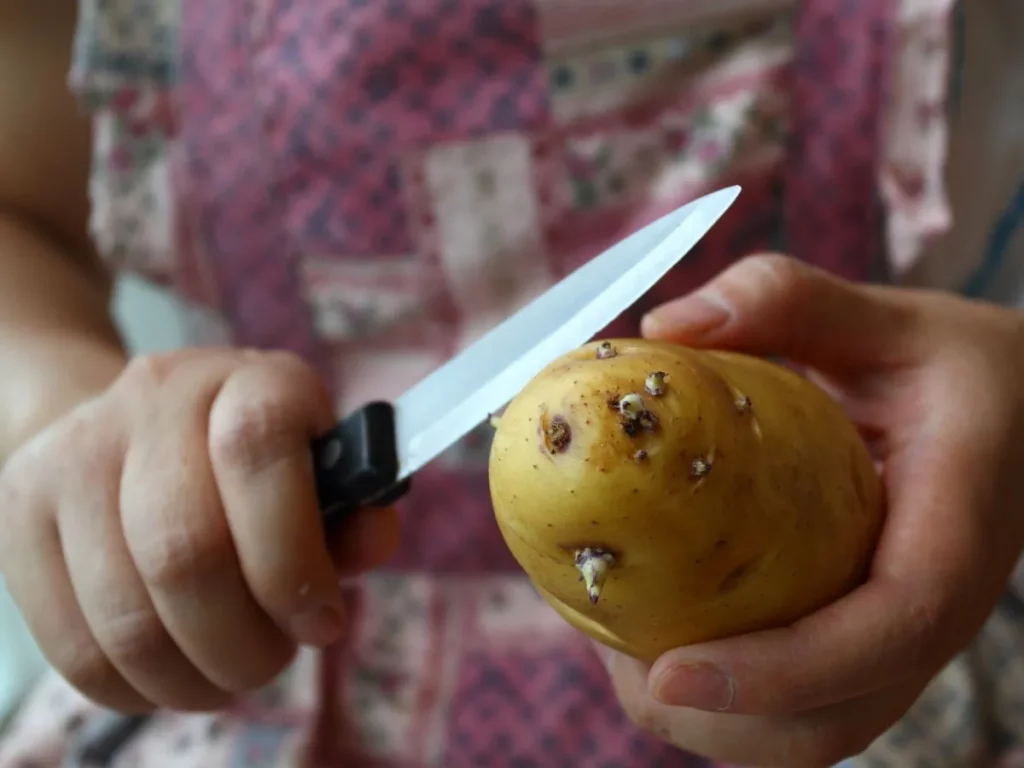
<box><xmin>488</xmin><ymin>339</ymin><xmax>884</xmax><ymax>662</ymax></box>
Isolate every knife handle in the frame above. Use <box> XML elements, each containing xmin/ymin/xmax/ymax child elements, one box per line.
<box><xmin>311</xmin><ymin>401</ymin><xmax>411</xmax><ymax>531</ymax></box>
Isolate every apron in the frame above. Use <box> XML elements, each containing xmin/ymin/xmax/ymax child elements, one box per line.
<box><xmin>5</xmin><ymin>0</ymin><xmax>1024</xmax><ymax>766</ymax></box>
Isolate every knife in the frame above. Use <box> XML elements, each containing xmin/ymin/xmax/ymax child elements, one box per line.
<box><xmin>311</xmin><ymin>185</ymin><xmax>741</xmax><ymax>528</ymax></box>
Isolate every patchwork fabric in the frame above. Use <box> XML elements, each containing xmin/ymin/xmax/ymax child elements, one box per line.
<box><xmin>783</xmin><ymin>0</ymin><xmax>894</xmax><ymax>281</ymax></box>
<box><xmin>5</xmin><ymin>0</ymin><xmax>1020</xmax><ymax>767</ymax></box>
<box><xmin>256</xmin><ymin>0</ymin><xmax>550</xmax><ymax>259</ymax></box>
<box><xmin>177</xmin><ymin>0</ymin><xmax>331</xmax><ymax>377</ymax></box>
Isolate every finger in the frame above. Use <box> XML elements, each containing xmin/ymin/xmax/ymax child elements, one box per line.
<box><xmin>645</xmin><ymin>573</ymin><xmax>941</xmax><ymax>716</ymax></box>
<box><xmin>646</xmin><ymin>354</ymin><xmax>1021</xmax><ymax>719</ymax></box>
<box><xmin>646</xmin><ymin>470</ymin><xmax>978</xmax><ymax>720</ymax></box>
<box><xmin>327</xmin><ymin>505</ymin><xmax>402</xmax><ymax>577</ymax></box>
<box><xmin>0</xmin><ymin>521</ymin><xmax>150</xmax><ymax>713</ymax></box>
<box><xmin>605</xmin><ymin>649</ymin><xmax>923</xmax><ymax>767</ymax></box>
<box><xmin>56</xmin><ymin>427</ymin><xmax>232</xmax><ymax>711</ymax></box>
<box><xmin>0</xmin><ymin>445</ymin><xmax>149</xmax><ymax>713</ymax></box>
<box><xmin>121</xmin><ymin>361</ymin><xmax>295</xmax><ymax>693</ymax></box>
<box><xmin>208</xmin><ymin>352</ymin><xmax>350</xmax><ymax>648</ymax></box>
<box><xmin>640</xmin><ymin>254</ymin><xmax>922</xmax><ymax>371</ymax></box>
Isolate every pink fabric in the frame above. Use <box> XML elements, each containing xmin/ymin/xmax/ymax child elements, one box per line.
<box><xmin>6</xmin><ymin>1</ymin><xmax>998</xmax><ymax>767</ymax></box>
<box><xmin>785</xmin><ymin>0</ymin><xmax>894</xmax><ymax>281</ymax></box>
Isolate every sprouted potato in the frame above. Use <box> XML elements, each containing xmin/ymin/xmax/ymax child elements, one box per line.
<box><xmin>488</xmin><ymin>339</ymin><xmax>884</xmax><ymax>662</ymax></box>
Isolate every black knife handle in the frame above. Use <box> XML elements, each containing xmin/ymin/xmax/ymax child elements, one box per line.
<box><xmin>311</xmin><ymin>401</ymin><xmax>411</xmax><ymax>531</ymax></box>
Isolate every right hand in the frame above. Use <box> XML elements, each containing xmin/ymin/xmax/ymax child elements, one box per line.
<box><xmin>0</xmin><ymin>347</ymin><xmax>400</xmax><ymax>713</ymax></box>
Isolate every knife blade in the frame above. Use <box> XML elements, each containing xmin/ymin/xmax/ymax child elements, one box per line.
<box><xmin>312</xmin><ymin>185</ymin><xmax>741</xmax><ymax>527</ymax></box>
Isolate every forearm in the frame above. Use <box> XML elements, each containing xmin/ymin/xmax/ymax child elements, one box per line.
<box><xmin>0</xmin><ymin>213</ymin><xmax>126</xmax><ymax>460</ymax></box>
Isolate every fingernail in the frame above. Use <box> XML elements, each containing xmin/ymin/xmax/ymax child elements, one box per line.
<box><xmin>652</xmin><ymin>662</ymin><xmax>735</xmax><ymax>711</ymax></box>
<box><xmin>289</xmin><ymin>604</ymin><xmax>345</xmax><ymax>647</ymax></box>
<box><xmin>641</xmin><ymin>295</ymin><xmax>730</xmax><ymax>338</ymax></box>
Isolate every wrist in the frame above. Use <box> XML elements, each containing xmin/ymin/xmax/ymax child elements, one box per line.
<box><xmin>0</xmin><ymin>330</ymin><xmax>127</xmax><ymax>460</ymax></box>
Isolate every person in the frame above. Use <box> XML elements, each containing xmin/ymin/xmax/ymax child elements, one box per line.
<box><xmin>0</xmin><ymin>0</ymin><xmax>1021</xmax><ymax>766</ymax></box>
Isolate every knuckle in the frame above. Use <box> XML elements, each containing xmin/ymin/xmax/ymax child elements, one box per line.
<box><xmin>208</xmin><ymin>389</ymin><xmax>302</xmax><ymax>474</ymax></box>
<box><xmin>131</xmin><ymin>518</ymin><xmax>233</xmax><ymax>592</ymax></box>
<box><xmin>60</xmin><ymin>414</ymin><xmax>122</xmax><ymax>484</ymax></box>
<box><xmin>713</xmin><ymin>253</ymin><xmax>816</xmax><ymax>315</ymax></box>
<box><xmin>744</xmin><ymin>253</ymin><xmax>813</xmax><ymax>296</ymax></box>
<box><xmin>262</xmin><ymin>349</ymin><xmax>313</xmax><ymax>379</ymax></box>
<box><xmin>119</xmin><ymin>353</ymin><xmax>178</xmax><ymax>392</ymax></box>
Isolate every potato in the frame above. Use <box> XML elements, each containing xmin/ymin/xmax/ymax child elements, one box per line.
<box><xmin>488</xmin><ymin>338</ymin><xmax>884</xmax><ymax>662</ymax></box>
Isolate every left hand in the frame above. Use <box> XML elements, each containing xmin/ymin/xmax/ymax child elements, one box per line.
<box><xmin>598</xmin><ymin>254</ymin><xmax>1024</xmax><ymax>767</ymax></box>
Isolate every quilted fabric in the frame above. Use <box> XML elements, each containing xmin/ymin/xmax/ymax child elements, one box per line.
<box><xmin>6</xmin><ymin>1</ymin><xmax>1021</xmax><ymax>767</ymax></box>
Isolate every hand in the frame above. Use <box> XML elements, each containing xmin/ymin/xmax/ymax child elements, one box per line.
<box><xmin>0</xmin><ymin>348</ymin><xmax>399</xmax><ymax>713</ymax></box>
<box><xmin>599</xmin><ymin>254</ymin><xmax>1024</xmax><ymax>766</ymax></box>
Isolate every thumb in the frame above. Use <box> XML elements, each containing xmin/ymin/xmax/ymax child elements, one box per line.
<box><xmin>641</xmin><ymin>254</ymin><xmax>919</xmax><ymax>370</ymax></box>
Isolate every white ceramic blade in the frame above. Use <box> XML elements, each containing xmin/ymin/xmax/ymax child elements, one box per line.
<box><xmin>393</xmin><ymin>185</ymin><xmax>741</xmax><ymax>478</ymax></box>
